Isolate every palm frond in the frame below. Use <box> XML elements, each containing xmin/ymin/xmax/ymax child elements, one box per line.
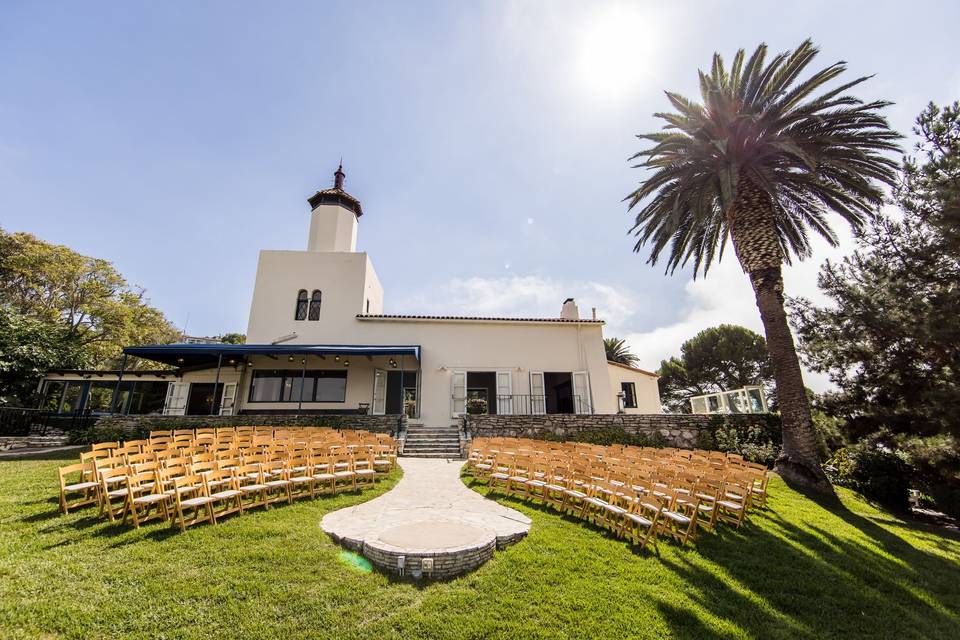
<box><xmin>626</xmin><ymin>38</ymin><xmax>902</xmax><ymax>277</ymax></box>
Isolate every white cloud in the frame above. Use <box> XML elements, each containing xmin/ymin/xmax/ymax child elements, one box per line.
<box><xmin>406</xmin><ymin>274</ymin><xmax>635</xmax><ymax>327</ymax></box>
<box><xmin>623</xmin><ymin>228</ymin><xmax>855</xmax><ymax>392</ymax></box>
<box><xmin>406</xmin><ymin>226</ymin><xmax>856</xmax><ymax>393</ymax></box>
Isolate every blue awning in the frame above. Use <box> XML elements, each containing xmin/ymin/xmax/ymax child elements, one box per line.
<box><xmin>123</xmin><ymin>343</ymin><xmax>421</xmax><ymax>368</ymax></box>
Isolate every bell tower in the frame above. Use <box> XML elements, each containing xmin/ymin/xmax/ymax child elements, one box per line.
<box><xmin>306</xmin><ymin>162</ymin><xmax>363</xmax><ymax>252</ymax></box>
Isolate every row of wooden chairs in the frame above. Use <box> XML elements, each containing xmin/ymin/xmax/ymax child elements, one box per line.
<box><xmin>467</xmin><ymin>438</ymin><xmax>769</xmax><ymax>551</ymax></box>
<box><xmin>57</xmin><ymin>429</ymin><xmax>397</xmax><ymax>532</ymax></box>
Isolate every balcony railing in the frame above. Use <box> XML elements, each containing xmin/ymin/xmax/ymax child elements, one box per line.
<box><xmin>460</xmin><ymin>394</ymin><xmax>591</xmax><ymax>416</ymax></box>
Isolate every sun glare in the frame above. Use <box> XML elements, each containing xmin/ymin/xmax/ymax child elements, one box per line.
<box><xmin>573</xmin><ymin>5</ymin><xmax>660</xmax><ymax>106</ymax></box>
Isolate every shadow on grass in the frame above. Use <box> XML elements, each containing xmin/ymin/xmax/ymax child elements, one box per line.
<box><xmin>464</xmin><ymin>471</ymin><xmax>960</xmax><ymax>639</ymax></box>
<box><xmin>662</xmin><ymin>491</ymin><xmax>960</xmax><ymax>639</ymax></box>
<box><xmin>462</xmin><ymin>474</ymin><xmax>660</xmax><ymax>559</ymax></box>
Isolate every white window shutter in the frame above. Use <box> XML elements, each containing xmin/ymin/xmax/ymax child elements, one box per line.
<box><xmin>372</xmin><ymin>369</ymin><xmax>387</xmax><ymax>415</ymax></box>
<box><xmin>529</xmin><ymin>372</ymin><xmax>546</xmax><ymax>415</ymax></box>
<box><xmin>164</xmin><ymin>382</ymin><xmax>188</xmax><ymax>416</ymax></box>
<box><xmin>572</xmin><ymin>371</ymin><xmax>591</xmax><ymax>414</ymax></box>
<box><xmin>496</xmin><ymin>370</ymin><xmax>513</xmax><ymax>415</ymax></box>
<box><xmin>219</xmin><ymin>382</ymin><xmax>237</xmax><ymax>415</ymax></box>
<box><xmin>451</xmin><ymin>370</ymin><xmax>467</xmax><ymax>417</ymax></box>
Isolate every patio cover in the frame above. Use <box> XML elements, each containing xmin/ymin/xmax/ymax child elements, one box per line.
<box><xmin>122</xmin><ymin>343</ymin><xmax>421</xmax><ymax>368</ymax></box>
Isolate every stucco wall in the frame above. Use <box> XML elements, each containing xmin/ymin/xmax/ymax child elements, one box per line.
<box><xmin>606</xmin><ymin>362</ymin><xmax>661</xmax><ymax>413</ymax></box>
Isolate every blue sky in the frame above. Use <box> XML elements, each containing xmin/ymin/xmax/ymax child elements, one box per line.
<box><xmin>2</xmin><ymin>1</ymin><xmax>958</xmax><ymax>388</ymax></box>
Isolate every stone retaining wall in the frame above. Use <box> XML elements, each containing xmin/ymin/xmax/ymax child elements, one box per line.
<box><xmin>79</xmin><ymin>414</ymin><xmax>405</xmax><ymax>443</ymax></box>
<box><xmin>463</xmin><ymin>413</ymin><xmax>773</xmax><ymax>449</ymax></box>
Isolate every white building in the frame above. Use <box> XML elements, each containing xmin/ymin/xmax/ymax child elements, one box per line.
<box><xmin>39</xmin><ymin>166</ymin><xmax>661</xmax><ymax>424</ymax></box>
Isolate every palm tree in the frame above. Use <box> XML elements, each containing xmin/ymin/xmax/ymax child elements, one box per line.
<box><xmin>605</xmin><ymin>337</ymin><xmax>639</xmax><ymax>366</ymax></box>
<box><xmin>625</xmin><ymin>40</ymin><xmax>900</xmax><ymax>492</ymax></box>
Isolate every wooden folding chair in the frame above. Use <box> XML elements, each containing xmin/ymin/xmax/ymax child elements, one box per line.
<box><xmin>330</xmin><ymin>453</ymin><xmax>356</xmax><ymax>492</ymax></box>
<box><xmin>235</xmin><ymin>463</ymin><xmax>269</xmax><ymax>510</ymax></box>
<box><xmin>717</xmin><ymin>479</ymin><xmax>750</xmax><ymax>528</ymax></box>
<box><xmin>123</xmin><ymin>470</ymin><xmax>170</xmax><ymax>529</ymax></box>
<box><xmin>57</xmin><ymin>463</ymin><xmax>100</xmax><ymax>514</ymax></box>
<box><xmin>205</xmin><ymin>469</ymin><xmax>244</xmax><ymax>519</ymax></box>
<box><xmin>263</xmin><ymin>460</ymin><xmax>293</xmax><ymax>506</ymax></box>
<box><xmin>620</xmin><ymin>487</ymin><xmax>660</xmax><ymax>552</ymax></box>
<box><xmin>311</xmin><ymin>454</ymin><xmax>336</xmax><ymax>495</ymax></box>
<box><xmin>170</xmin><ymin>474</ymin><xmax>216</xmax><ymax>532</ymax></box>
<box><xmin>354</xmin><ymin>454</ymin><xmax>377</xmax><ymax>490</ymax></box>
<box><xmin>287</xmin><ymin>455</ymin><xmax>315</xmax><ymax>500</ymax></box>
<box><xmin>656</xmin><ymin>487</ymin><xmax>700</xmax><ymax>546</ymax></box>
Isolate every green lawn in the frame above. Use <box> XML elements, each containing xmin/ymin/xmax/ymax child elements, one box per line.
<box><xmin>1</xmin><ymin>451</ymin><xmax>959</xmax><ymax>640</ymax></box>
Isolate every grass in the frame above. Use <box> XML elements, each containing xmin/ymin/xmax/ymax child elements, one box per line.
<box><xmin>1</xmin><ymin>451</ymin><xmax>958</xmax><ymax>640</ymax></box>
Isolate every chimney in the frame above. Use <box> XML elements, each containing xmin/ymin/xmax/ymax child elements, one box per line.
<box><xmin>591</xmin><ymin>307</ymin><xmax>597</xmax><ymax>320</ymax></box>
<box><xmin>560</xmin><ymin>298</ymin><xmax>579</xmax><ymax>320</ymax></box>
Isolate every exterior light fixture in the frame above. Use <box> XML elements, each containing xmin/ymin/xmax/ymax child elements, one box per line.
<box><xmin>177</xmin><ymin>357</ymin><xmax>185</xmax><ymax>364</ymax></box>
<box><xmin>228</xmin><ymin>359</ymin><xmax>236</xmax><ymax>365</ymax></box>
<box><xmin>334</xmin><ymin>355</ymin><xmax>341</xmax><ymax>362</ymax></box>
<box><xmin>288</xmin><ymin>355</ymin><xmax>295</xmax><ymax>362</ymax></box>
<box><xmin>343</xmin><ymin>360</ymin><xmax>350</xmax><ymax>367</ymax></box>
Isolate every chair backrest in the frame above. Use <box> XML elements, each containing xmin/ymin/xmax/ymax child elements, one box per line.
<box><xmin>58</xmin><ymin>462</ymin><xmax>93</xmax><ymax>485</ymax></box>
<box><xmin>91</xmin><ymin>441</ymin><xmax>120</xmax><ymax>453</ymax></box>
<box><xmin>172</xmin><ymin>474</ymin><xmax>207</xmax><ymax>504</ymax></box>
<box><xmin>236</xmin><ymin>463</ymin><xmax>263</xmax><ymax>483</ymax></box>
<box><xmin>204</xmin><ymin>468</ymin><xmax>238</xmax><ymax>492</ymax></box>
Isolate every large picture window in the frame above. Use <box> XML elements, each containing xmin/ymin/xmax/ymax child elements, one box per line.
<box><xmin>248</xmin><ymin>370</ymin><xmax>347</xmax><ymax>403</ymax></box>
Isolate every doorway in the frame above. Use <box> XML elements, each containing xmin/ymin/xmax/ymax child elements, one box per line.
<box><xmin>186</xmin><ymin>383</ymin><xmax>224</xmax><ymax>415</ymax></box>
<box><xmin>543</xmin><ymin>372</ymin><xmax>574</xmax><ymax>414</ymax></box>
<box><xmin>384</xmin><ymin>371</ymin><xmax>418</xmax><ymax>417</ymax></box>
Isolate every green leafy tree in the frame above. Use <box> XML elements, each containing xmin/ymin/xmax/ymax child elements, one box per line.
<box><xmin>604</xmin><ymin>337</ymin><xmax>638</xmax><ymax>366</ymax></box>
<box><xmin>217</xmin><ymin>333</ymin><xmax>246</xmax><ymax>344</ymax></box>
<box><xmin>657</xmin><ymin>325</ymin><xmax>773</xmax><ymax>413</ymax></box>
<box><xmin>791</xmin><ymin>102</ymin><xmax>960</xmax><ymax>436</ymax></box>
<box><xmin>625</xmin><ymin>39</ymin><xmax>900</xmax><ymax>491</ymax></box>
<box><xmin>0</xmin><ymin>229</ymin><xmax>181</xmax><ymax>369</ymax></box>
<box><xmin>0</xmin><ymin>307</ymin><xmax>89</xmax><ymax>405</ymax></box>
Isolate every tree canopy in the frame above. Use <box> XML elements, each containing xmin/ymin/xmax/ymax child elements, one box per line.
<box><xmin>791</xmin><ymin>102</ymin><xmax>960</xmax><ymax>437</ymax></box>
<box><xmin>0</xmin><ymin>229</ymin><xmax>180</xmax><ymax>404</ymax></box>
<box><xmin>657</xmin><ymin>325</ymin><xmax>773</xmax><ymax>413</ymax></box>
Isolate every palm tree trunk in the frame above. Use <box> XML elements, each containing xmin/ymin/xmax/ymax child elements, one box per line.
<box><xmin>730</xmin><ymin>174</ymin><xmax>833</xmax><ymax>493</ymax></box>
<box><xmin>748</xmin><ymin>266</ymin><xmax>833</xmax><ymax>493</ymax></box>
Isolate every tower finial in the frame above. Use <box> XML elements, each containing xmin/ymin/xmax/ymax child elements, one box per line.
<box><xmin>334</xmin><ymin>159</ymin><xmax>345</xmax><ymax>190</ymax></box>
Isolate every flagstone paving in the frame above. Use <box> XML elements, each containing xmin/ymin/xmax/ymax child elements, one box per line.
<box><xmin>321</xmin><ymin>457</ymin><xmax>530</xmax><ymax>578</ymax></box>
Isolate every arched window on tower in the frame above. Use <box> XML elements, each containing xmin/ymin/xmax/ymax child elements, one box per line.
<box><xmin>294</xmin><ymin>289</ymin><xmax>308</xmax><ymax>321</ymax></box>
<box><xmin>308</xmin><ymin>290</ymin><xmax>322</xmax><ymax>321</ymax></box>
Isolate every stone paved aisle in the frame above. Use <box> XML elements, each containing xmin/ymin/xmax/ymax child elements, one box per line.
<box><xmin>321</xmin><ymin>457</ymin><xmax>531</xmax><ymax>578</ymax></box>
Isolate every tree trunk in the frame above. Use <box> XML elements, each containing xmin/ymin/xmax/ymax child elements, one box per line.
<box><xmin>730</xmin><ymin>174</ymin><xmax>833</xmax><ymax>494</ymax></box>
<box><xmin>748</xmin><ymin>266</ymin><xmax>833</xmax><ymax>493</ymax></box>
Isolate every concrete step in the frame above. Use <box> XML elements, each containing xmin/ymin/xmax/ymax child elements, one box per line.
<box><xmin>407</xmin><ymin>428</ymin><xmax>460</xmax><ymax>436</ymax></box>
<box><xmin>403</xmin><ymin>442</ymin><xmax>461</xmax><ymax>450</ymax></box>
<box><xmin>400</xmin><ymin>452</ymin><xmax>463</xmax><ymax>459</ymax></box>
<box><xmin>404</xmin><ymin>434</ymin><xmax>460</xmax><ymax>441</ymax></box>
<box><xmin>402</xmin><ymin>449</ymin><xmax>462</xmax><ymax>456</ymax></box>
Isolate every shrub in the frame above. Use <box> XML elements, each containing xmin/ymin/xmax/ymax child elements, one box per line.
<box><xmin>540</xmin><ymin>427</ymin><xmax>667</xmax><ymax>448</ymax></box>
<box><xmin>466</xmin><ymin>398</ymin><xmax>488</xmax><ymax>415</ymax></box>
<box><xmin>900</xmin><ymin>434</ymin><xmax>960</xmax><ymax>519</ymax></box>
<box><xmin>826</xmin><ymin>434</ymin><xmax>913</xmax><ymax>511</ymax></box>
<box><xmin>696</xmin><ymin>414</ymin><xmax>782</xmax><ymax>466</ymax></box>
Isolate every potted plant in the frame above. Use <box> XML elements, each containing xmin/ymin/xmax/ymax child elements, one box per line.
<box><xmin>466</xmin><ymin>398</ymin><xmax>488</xmax><ymax>415</ymax></box>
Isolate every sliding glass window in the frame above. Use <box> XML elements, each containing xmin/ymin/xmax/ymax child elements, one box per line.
<box><xmin>249</xmin><ymin>370</ymin><xmax>347</xmax><ymax>403</ymax></box>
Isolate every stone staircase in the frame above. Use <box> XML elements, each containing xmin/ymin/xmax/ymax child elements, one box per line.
<box><xmin>0</xmin><ymin>427</ymin><xmax>71</xmax><ymax>452</ymax></box>
<box><xmin>401</xmin><ymin>423</ymin><xmax>463</xmax><ymax>459</ymax></box>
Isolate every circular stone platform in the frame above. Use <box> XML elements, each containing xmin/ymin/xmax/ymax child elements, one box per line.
<box><xmin>365</xmin><ymin>520</ymin><xmax>497</xmax><ymax>579</ymax></box>
<box><xmin>321</xmin><ymin>458</ymin><xmax>530</xmax><ymax>579</ymax></box>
